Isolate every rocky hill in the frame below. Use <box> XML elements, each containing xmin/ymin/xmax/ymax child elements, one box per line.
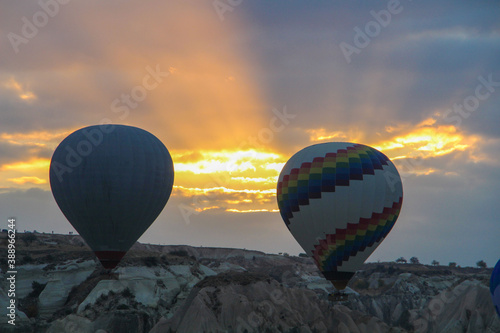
<box><xmin>0</xmin><ymin>233</ymin><xmax>498</xmax><ymax>332</ymax></box>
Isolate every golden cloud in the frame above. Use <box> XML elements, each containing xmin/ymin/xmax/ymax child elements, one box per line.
<box><xmin>1</xmin><ymin>158</ymin><xmax>50</xmax><ymax>171</ymax></box>
<box><xmin>375</xmin><ymin>121</ymin><xmax>479</xmax><ymax>160</ymax></box>
<box><xmin>0</xmin><ymin>158</ymin><xmax>51</xmax><ymax>189</ymax></box>
<box><xmin>173</xmin><ymin>150</ymin><xmax>284</xmax><ymax>175</ymax></box>
<box><xmin>1</xmin><ymin>130</ymin><xmax>72</xmax><ymax>148</ymax></box>
<box><xmin>3</xmin><ymin>77</ymin><xmax>37</xmax><ymax>101</ymax></box>
<box><xmin>307</xmin><ymin>128</ymin><xmax>364</xmax><ymax>143</ymax></box>
<box><xmin>7</xmin><ymin>176</ymin><xmax>47</xmax><ymax>185</ymax></box>
<box><xmin>226</xmin><ymin>208</ymin><xmax>279</xmax><ymax>213</ymax></box>
<box><xmin>173</xmin><ymin>185</ymin><xmax>277</xmax><ymax>213</ymax></box>
<box><xmin>302</xmin><ymin>118</ymin><xmax>482</xmax><ymax>179</ymax></box>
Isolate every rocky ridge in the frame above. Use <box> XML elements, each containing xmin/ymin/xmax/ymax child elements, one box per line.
<box><xmin>0</xmin><ymin>233</ymin><xmax>498</xmax><ymax>332</ymax></box>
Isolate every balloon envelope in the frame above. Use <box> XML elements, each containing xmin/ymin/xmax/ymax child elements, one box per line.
<box><xmin>277</xmin><ymin>142</ymin><xmax>403</xmax><ymax>289</ymax></box>
<box><xmin>491</xmin><ymin>259</ymin><xmax>500</xmax><ymax>317</ymax></box>
<box><xmin>50</xmin><ymin>125</ymin><xmax>174</xmax><ymax>268</ymax></box>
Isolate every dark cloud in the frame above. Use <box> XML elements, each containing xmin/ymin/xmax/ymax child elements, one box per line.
<box><xmin>0</xmin><ymin>1</ymin><xmax>499</xmax><ymax>268</ymax></box>
<box><xmin>235</xmin><ymin>1</ymin><xmax>500</xmax><ymax>137</ymax></box>
<box><xmin>0</xmin><ymin>140</ymin><xmax>51</xmax><ymax>166</ymax></box>
<box><xmin>389</xmin><ymin>162</ymin><xmax>500</xmax><ymax>267</ymax></box>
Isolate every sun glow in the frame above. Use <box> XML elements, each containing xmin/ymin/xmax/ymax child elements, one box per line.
<box><xmin>7</xmin><ymin>176</ymin><xmax>47</xmax><ymax>185</ymax></box>
<box><xmin>173</xmin><ymin>149</ymin><xmax>283</xmax><ymax>213</ymax></box>
<box><xmin>375</xmin><ymin>124</ymin><xmax>477</xmax><ymax>159</ymax></box>
<box><xmin>1</xmin><ymin>158</ymin><xmax>50</xmax><ymax>171</ymax></box>
<box><xmin>1</xmin><ymin>121</ymin><xmax>481</xmax><ymax>214</ymax></box>
<box><xmin>307</xmin><ymin>128</ymin><xmax>362</xmax><ymax>143</ymax></box>
<box><xmin>173</xmin><ymin>150</ymin><xmax>283</xmax><ymax>174</ymax></box>
<box><xmin>230</xmin><ymin>177</ymin><xmax>277</xmax><ymax>184</ymax></box>
<box><xmin>226</xmin><ymin>208</ymin><xmax>280</xmax><ymax>213</ymax></box>
<box><xmin>3</xmin><ymin>78</ymin><xmax>37</xmax><ymax>101</ymax></box>
<box><xmin>1</xmin><ymin>131</ymin><xmax>72</xmax><ymax>147</ymax></box>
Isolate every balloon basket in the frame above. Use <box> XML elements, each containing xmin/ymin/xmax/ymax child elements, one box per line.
<box><xmin>328</xmin><ymin>291</ymin><xmax>349</xmax><ymax>302</ymax></box>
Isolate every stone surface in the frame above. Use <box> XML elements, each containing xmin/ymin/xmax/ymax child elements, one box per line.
<box><xmin>0</xmin><ymin>234</ymin><xmax>498</xmax><ymax>333</ymax></box>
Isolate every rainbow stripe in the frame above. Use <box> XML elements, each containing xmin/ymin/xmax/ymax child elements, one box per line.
<box><xmin>277</xmin><ymin>144</ymin><xmax>390</xmax><ymax>227</ymax></box>
<box><xmin>312</xmin><ymin>197</ymin><xmax>402</xmax><ymax>272</ymax></box>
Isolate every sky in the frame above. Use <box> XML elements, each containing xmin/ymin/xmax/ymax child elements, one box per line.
<box><xmin>1</xmin><ymin>0</ymin><xmax>499</xmax><ymax>267</ymax></box>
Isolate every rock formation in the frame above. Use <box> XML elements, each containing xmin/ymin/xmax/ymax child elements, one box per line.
<box><xmin>0</xmin><ymin>233</ymin><xmax>498</xmax><ymax>332</ymax></box>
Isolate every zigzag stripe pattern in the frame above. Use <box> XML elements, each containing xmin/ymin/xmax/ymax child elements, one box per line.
<box><xmin>277</xmin><ymin>144</ymin><xmax>390</xmax><ymax>228</ymax></box>
<box><xmin>312</xmin><ymin>197</ymin><xmax>403</xmax><ymax>272</ymax></box>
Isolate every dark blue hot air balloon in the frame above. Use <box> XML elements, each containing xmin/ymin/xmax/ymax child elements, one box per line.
<box><xmin>492</xmin><ymin>259</ymin><xmax>500</xmax><ymax>317</ymax></box>
<box><xmin>49</xmin><ymin>124</ymin><xmax>174</xmax><ymax>268</ymax></box>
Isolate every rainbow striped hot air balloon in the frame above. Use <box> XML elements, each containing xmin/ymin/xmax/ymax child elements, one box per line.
<box><xmin>491</xmin><ymin>259</ymin><xmax>500</xmax><ymax>317</ymax></box>
<box><xmin>277</xmin><ymin>142</ymin><xmax>403</xmax><ymax>290</ymax></box>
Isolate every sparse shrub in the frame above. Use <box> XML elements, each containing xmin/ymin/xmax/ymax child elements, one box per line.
<box><xmin>387</xmin><ymin>266</ymin><xmax>400</xmax><ymax>275</ymax></box>
<box><xmin>395</xmin><ymin>257</ymin><xmax>407</xmax><ymax>264</ymax></box>
<box><xmin>410</xmin><ymin>257</ymin><xmax>420</xmax><ymax>264</ymax></box>
<box><xmin>22</xmin><ymin>233</ymin><xmax>37</xmax><ymax>244</ymax></box>
<box><xmin>122</xmin><ymin>287</ymin><xmax>133</xmax><ymax>298</ymax></box>
<box><xmin>170</xmin><ymin>250</ymin><xmax>188</xmax><ymax>257</ymax></box>
<box><xmin>96</xmin><ymin>293</ymin><xmax>109</xmax><ymax>304</ymax></box>
<box><xmin>143</xmin><ymin>256</ymin><xmax>159</xmax><ymax>267</ymax></box>
<box><xmin>431</xmin><ymin>260</ymin><xmax>439</xmax><ymax>266</ymax></box>
<box><xmin>298</xmin><ymin>253</ymin><xmax>308</xmax><ymax>258</ymax></box>
<box><xmin>29</xmin><ymin>281</ymin><xmax>47</xmax><ymax>298</ymax></box>
<box><xmin>378</xmin><ymin>279</ymin><xmax>385</xmax><ymax>288</ymax></box>
<box><xmin>117</xmin><ymin>304</ymin><xmax>129</xmax><ymax>310</ymax></box>
<box><xmin>161</xmin><ymin>256</ymin><xmax>170</xmax><ymax>265</ymax></box>
<box><xmin>449</xmin><ymin>262</ymin><xmax>457</xmax><ymax>268</ymax></box>
<box><xmin>476</xmin><ymin>260</ymin><xmax>487</xmax><ymax>268</ymax></box>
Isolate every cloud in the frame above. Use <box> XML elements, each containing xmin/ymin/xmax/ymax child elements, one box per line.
<box><xmin>7</xmin><ymin>176</ymin><xmax>46</xmax><ymax>185</ymax></box>
<box><xmin>0</xmin><ymin>139</ymin><xmax>51</xmax><ymax>166</ymax></box>
<box><xmin>381</xmin><ymin>157</ymin><xmax>500</xmax><ymax>267</ymax></box>
<box><xmin>2</xmin><ymin>77</ymin><xmax>36</xmax><ymax>101</ymax></box>
<box><xmin>0</xmin><ymin>1</ymin><xmax>499</xmax><ymax>268</ymax></box>
<box><xmin>0</xmin><ymin>1</ymin><xmax>271</xmax><ymax>150</ymax></box>
<box><xmin>0</xmin><ymin>129</ymin><xmax>70</xmax><ymax>189</ymax></box>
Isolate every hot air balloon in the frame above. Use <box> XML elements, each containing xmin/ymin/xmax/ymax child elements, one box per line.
<box><xmin>277</xmin><ymin>142</ymin><xmax>403</xmax><ymax>293</ymax></box>
<box><xmin>49</xmin><ymin>124</ymin><xmax>174</xmax><ymax>269</ymax></box>
<box><xmin>491</xmin><ymin>259</ymin><xmax>500</xmax><ymax>317</ymax></box>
